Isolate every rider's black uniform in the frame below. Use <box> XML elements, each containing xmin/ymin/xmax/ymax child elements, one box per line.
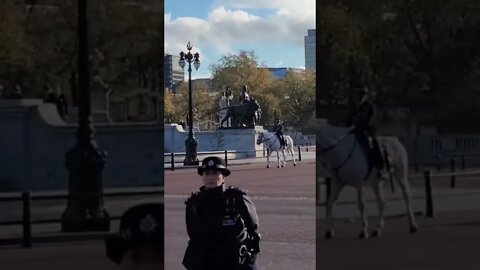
<box><xmin>346</xmin><ymin>91</ymin><xmax>384</xmax><ymax>170</ymax></box>
<box><xmin>274</xmin><ymin>122</ymin><xmax>286</xmax><ymax>146</ymax></box>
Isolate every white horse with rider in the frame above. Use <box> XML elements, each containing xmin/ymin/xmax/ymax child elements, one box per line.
<box><xmin>256</xmin><ymin>131</ymin><xmax>297</xmax><ymax>168</ymax></box>
<box><xmin>317</xmin><ymin>120</ymin><xmax>418</xmax><ymax>239</ymax></box>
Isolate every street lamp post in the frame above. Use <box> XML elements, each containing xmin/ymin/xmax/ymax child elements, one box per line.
<box><xmin>179</xmin><ymin>42</ymin><xmax>200</xmax><ymax>165</ymax></box>
<box><xmin>61</xmin><ymin>0</ymin><xmax>110</xmax><ymax>232</ymax></box>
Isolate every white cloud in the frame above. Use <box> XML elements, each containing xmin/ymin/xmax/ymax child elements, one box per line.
<box><xmin>165</xmin><ymin>1</ymin><xmax>315</xmax><ymax>61</ymax></box>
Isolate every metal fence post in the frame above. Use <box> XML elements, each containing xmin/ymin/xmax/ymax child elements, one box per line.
<box><xmin>22</xmin><ymin>191</ymin><xmax>32</xmax><ymax>248</ymax></box>
<box><xmin>298</xmin><ymin>146</ymin><xmax>302</xmax><ymax>161</ymax></box>
<box><xmin>224</xmin><ymin>150</ymin><xmax>228</xmax><ymax>166</ymax></box>
<box><xmin>170</xmin><ymin>153</ymin><xmax>175</xmax><ymax>171</ymax></box>
<box><xmin>424</xmin><ymin>170</ymin><xmax>435</xmax><ymax>217</ymax></box>
<box><xmin>450</xmin><ymin>158</ymin><xmax>456</xmax><ymax>188</ymax></box>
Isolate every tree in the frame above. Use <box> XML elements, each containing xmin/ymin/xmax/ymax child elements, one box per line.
<box><xmin>170</xmin><ymin>82</ymin><xmax>217</xmax><ymax>125</ymax></box>
<box><xmin>210</xmin><ymin>50</ymin><xmax>272</xmax><ymax>96</ymax></box>
<box><xmin>277</xmin><ymin>70</ymin><xmax>316</xmax><ymax>129</ymax></box>
<box><xmin>0</xmin><ymin>2</ymin><xmax>33</xmax><ymax>94</ymax></box>
<box><xmin>24</xmin><ymin>0</ymin><xmax>163</xmax><ymax>100</ymax></box>
<box><xmin>318</xmin><ymin>0</ymin><xmax>480</xmax><ymax>132</ymax></box>
<box><xmin>210</xmin><ymin>50</ymin><xmax>278</xmax><ymax>125</ymax></box>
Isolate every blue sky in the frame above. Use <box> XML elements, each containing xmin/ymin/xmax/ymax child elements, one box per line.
<box><xmin>165</xmin><ymin>0</ymin><xmax>316</xmax><ymax>79</ymax></box>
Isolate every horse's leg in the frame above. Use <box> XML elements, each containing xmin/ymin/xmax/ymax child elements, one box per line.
<box><xmin>371</xmin><ymin>180</ymin><xmax>386</xmax><ymax>237</ymax></box>
<box><xmin>276</xmin><ymin>149</ymin><xmax>280</xmax><ymax>168</ymax></box>
<box><xmin>281</xmin><ymin>148</ymin><xmax>286</xmax><ymax>167</ymax></box>
<box><xmin>396</xmin><ymin>173</ymin><xmax>418</xmax><ymax>233</ymax></box>
<box><xmin>290</xmin><ymin>145</ymin><xmax>297</xmax><ymax>166</ymax></box>
<box><xmin>325</xmin><ymin>179</ymin><xmax>344</xmax><ymax>239</ymax></box>
<box><xmin>266</xmin><ymin>147</ymin><xmax>272</xmax><ymax>168</ymax></box>
<box><xmin>356</xmin><ymin>186</ymin><xmax>369</xmax><ymax>239</ymax></box>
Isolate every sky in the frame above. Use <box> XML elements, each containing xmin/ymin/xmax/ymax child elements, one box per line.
<box><xmin>164</xmin><ymin>0</ymin><xmax>316</xmax><ymax>79</ymax></box>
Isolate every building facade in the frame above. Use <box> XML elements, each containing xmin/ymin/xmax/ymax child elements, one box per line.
<box><xmin>164</xmin><ymin>54</ymin><xmax>184</xmax><ymax>92</ymax></box>
<box><xmin>265</xmin><ymin>67</ymin><xmax>306</xmax><ymax>79</ymax></box>
<box><xmin>304</xmin><ymin>29</ymin><xmax>316</xmax><ymax>71</ymax></box>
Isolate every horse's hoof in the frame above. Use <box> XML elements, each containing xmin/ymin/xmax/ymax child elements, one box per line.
<box><xmin>358</xmin><ymin>231</ymin><xmax>368</xmax><ymax>239</ymax></box>
<box><xmin>324</xmin><ymin>231</ymin><xmax>334</xmax><ymax>239</ymax></box>
<box><xmin>293</xmin><ymin>163</ymin><xmax>297</xmax><ymax>166</ymax></box>
<box><xmin>277</xmin><ymin>165</ymin><xmax>280</xmax><ymax>168</ymax></box>
<box><xmin>267</xmin><ymin>165</ymin><xmax>270</xmax><ymax>168</ymax></box>
<box><xmin>409</xmin><ymin>225</ymin><xmax>418</xmax><ymax>234</ymax></box>
<box><xmin>371</xmin><ymin>230</ymin><xmax>382</xmax><ymax>238</ymax></box>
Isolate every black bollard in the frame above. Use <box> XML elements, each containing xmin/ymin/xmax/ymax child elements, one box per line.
<box><xmin>22</xmin><ymin>192</ymin><xmax>32</xmax><ymax>248</ymax></box>
<box><xmin>424</xmin><ymin>170</ymin><xmax>435</xmax><ymax>217</ymax></box>
<box><xmin>450</xmin><ymin>158</ymin><xmax>456</xmax><ymax>188</ymax></box>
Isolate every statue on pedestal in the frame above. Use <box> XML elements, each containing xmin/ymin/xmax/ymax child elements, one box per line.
<box><xmin>219</xmin><ymin>97</ymin><xmax>261</xmax><ymax>129</ymax></box>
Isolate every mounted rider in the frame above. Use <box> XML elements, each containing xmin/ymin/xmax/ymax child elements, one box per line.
<box><xmin>346</xmin><ymin>87</ymin><xmax>386</xmax><ymax>178</ymax></box>
<box><xmin>273</xmin><ymin>120</ymin><xmax>287</xmax><ymax>147</ymax></box>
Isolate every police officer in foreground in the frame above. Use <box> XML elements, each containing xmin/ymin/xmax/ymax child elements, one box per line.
<box><xmin>105</xmin><ymin>203</ymin><xmax>164</xmax><ymax>269</ymax></box>
<box><xmin>182</xmin><ymin>156</ymin><xmax>261</xmax><ymax>270</ymax></box>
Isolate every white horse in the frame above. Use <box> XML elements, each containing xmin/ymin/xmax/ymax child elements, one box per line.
<box><xmin>317</xmin><ymin>123</ymin><xmax>418</xmax><ymax>239</ymax></box>
<box><xmin>256</xmin><ymin>131</ymin><xmax>296</xmax><ymax>168</ymax></box>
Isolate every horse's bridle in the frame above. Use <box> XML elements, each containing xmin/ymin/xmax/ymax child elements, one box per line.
<box><xmin>318</xmin><ymin>128</ymin><xmax>357</xmax><ymax>176</ymax></box>
<box><xmin>318</xmin><ymin>127</ymin><xmax>355</xmax><ymax>154</ymax></box>
<box><xmin>258</xmin><ymin>133</ymin><xmax>276</xmax><ymax>148</ymax></box>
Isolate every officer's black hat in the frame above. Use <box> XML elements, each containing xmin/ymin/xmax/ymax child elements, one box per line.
<box><xmin>197</xmin><ymin>156</ymin><xmax>231</xmax><ymax>177</ymax></box>
<box><xmin>105</xmin><ymin>203</ymin><xmax>164</xmax><ymax>264</ymax></box>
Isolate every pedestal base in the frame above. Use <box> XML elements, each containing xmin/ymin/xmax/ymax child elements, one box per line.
<box><xmin>61</xmin><ymin>142</ymin><xmax>110</xmax><ymax>232</ymax></box>
<box><xmin>184</xmin><ymin>136</ymin><xmax>199</xmax><ymax>165</ymax></box>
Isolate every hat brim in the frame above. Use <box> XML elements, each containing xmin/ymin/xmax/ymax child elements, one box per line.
<box><xmin>197</xmin><ymin>166</ymin><xmax>230</xmax><ymax>177</ymax></box>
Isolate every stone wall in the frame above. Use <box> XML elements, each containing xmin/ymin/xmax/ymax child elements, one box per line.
<box><xmin>164</xmin><ymin>124</ymin><xmax>265</xmax><ymax>158</ymax></box>
<box><xmin>0</xmin><ymin>99</ymin><xmax>163</xmax><ymax>191</ymax></box>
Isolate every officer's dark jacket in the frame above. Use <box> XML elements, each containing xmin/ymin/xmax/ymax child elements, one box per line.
<box><xmin>182</xmin><ymin>183</ymin><xmax>259</xmax><ymax>270</ymax></box>
<box><xmin>347</xmin><ymin>98</ymin><xmax>376</xmax><ymax>130</ymax></box>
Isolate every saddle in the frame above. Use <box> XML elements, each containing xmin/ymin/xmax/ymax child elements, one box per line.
<box><xmin>355</xmin><ymin>132</ymin><xmax>387</xmax><ymax>179</ymax></box>
<box><xmin>275</xmin><ymin>132</ymin><xmax>287</xmax><ymax>147</ymax></box>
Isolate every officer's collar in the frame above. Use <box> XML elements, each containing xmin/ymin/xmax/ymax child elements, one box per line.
<box><xmin>200</xmin><ymin>183</ymin><xmax>226</xmax><ymax>192</ymax></box>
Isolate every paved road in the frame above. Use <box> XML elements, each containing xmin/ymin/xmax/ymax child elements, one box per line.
<box><xmin>317</xmin><ymin>170</ymin><xmax>480</xmax><ymax>270</ymax></box>
<box><xmin>317</xmin><ymin>210</ymin><xmax>480</xmax><ymax>270</ymax></box>
<box><xmin>0</xmin><ymin>157</ymin><xmax>315</xmax><ymax>269</ymax></box>
<box><xmin>0</xmin><ymin>242</ymin><xmax>118</xmax><ymax>270</ymax></box>
<box><xmin>165</xmin><ymin>159</ymin><xmax>316</xmax><ymax>270</ymax></box>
